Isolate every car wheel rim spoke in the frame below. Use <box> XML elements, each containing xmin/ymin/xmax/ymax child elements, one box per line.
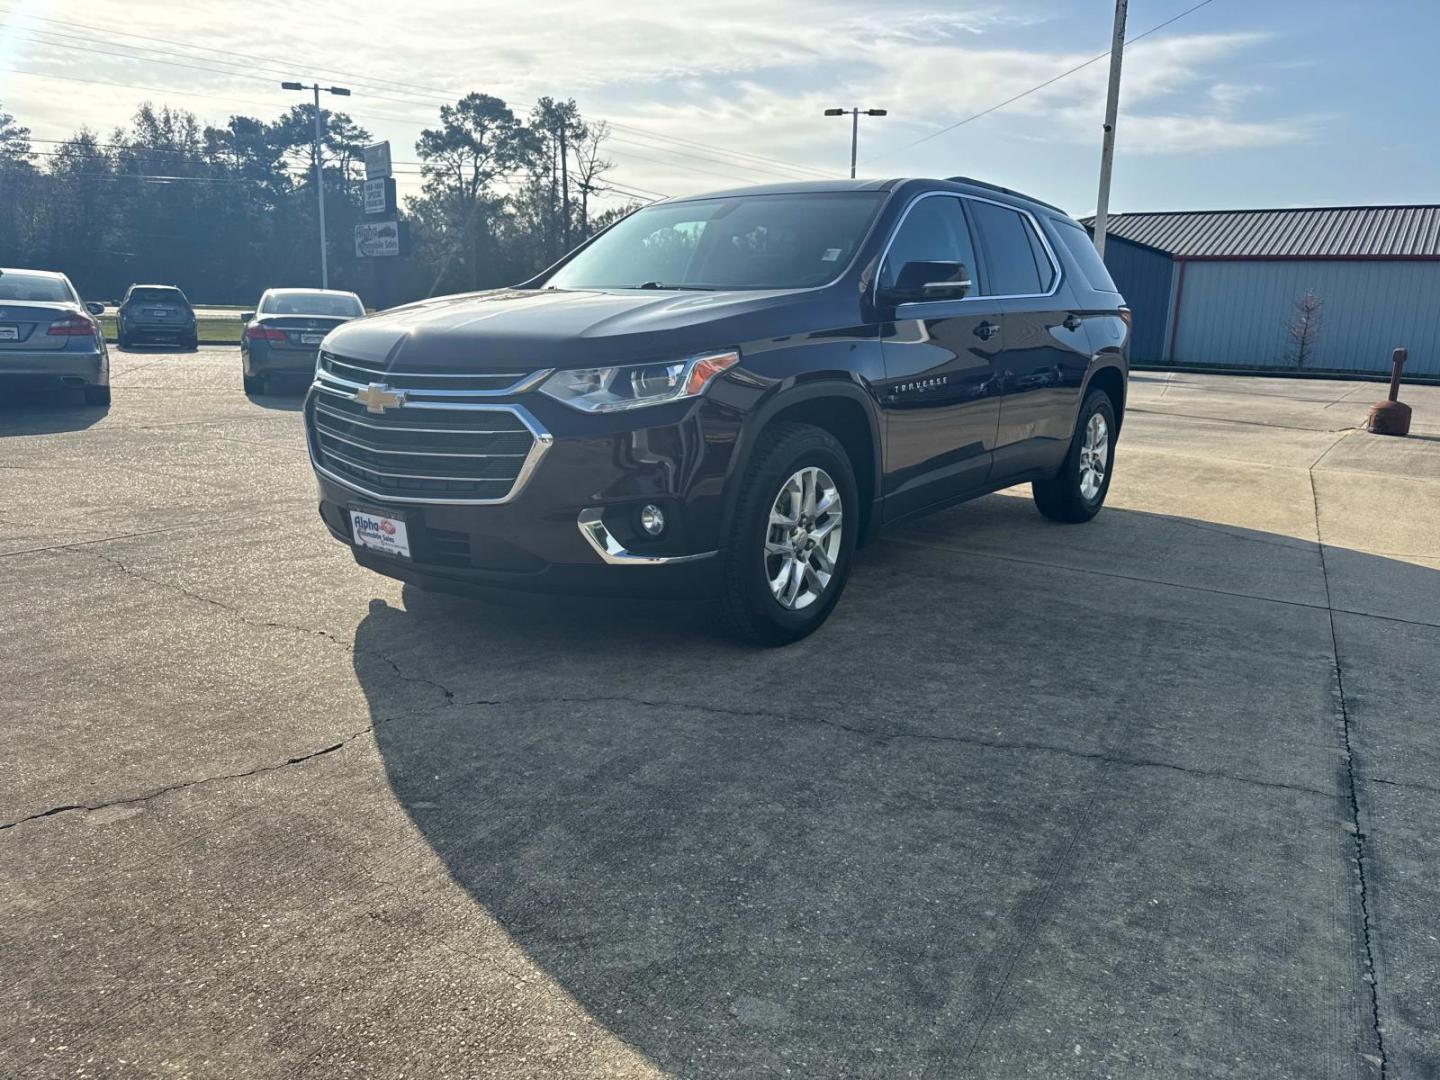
<box><xmin>1080</xmin><ymin>413</ymin><xmax>1109</xmax><ymax>499</ymax></box>
<box><xmin>765</xmin><ymin>465</ymin><xmax>843</xmax><ymax>612</ymax></box>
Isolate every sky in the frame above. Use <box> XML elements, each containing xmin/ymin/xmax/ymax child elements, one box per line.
<box><xmin>0</xmin><ymin>0</ymin><xmax>1435</xmax><ymax>217</ymax></box>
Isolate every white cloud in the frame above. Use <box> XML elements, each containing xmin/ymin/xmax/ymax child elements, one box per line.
<box><xmin>0</xmin><ymin>1</ymin><xmax>1314</xmax><ymax>203</ymax></box>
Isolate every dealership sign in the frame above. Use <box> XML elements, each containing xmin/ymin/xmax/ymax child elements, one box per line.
<box><xmin>355</xmin><ymin>220</ymin><xmax>401</xmax><ymax>257</ymax></box>
<box><xmin>362</xmin><ymin>141</ymin><xmax>392</xmax><ymax>180</ymax></box>
<box><xmin>363</xmin><ymin>176</ymin><xmax>397</xmax><ymax>216</ymax></box>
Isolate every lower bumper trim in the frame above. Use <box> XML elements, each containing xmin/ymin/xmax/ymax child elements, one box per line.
<box><xmin>577</xmin><ymin>508</ymin><xmax>718</xmax><ymax>566</ymax></box>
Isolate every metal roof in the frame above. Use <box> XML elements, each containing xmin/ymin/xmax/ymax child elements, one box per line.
<box><xmin>1082</xmin><ymin>205</ymin><xmax>1440</xmax><ymax>259</ymax></box>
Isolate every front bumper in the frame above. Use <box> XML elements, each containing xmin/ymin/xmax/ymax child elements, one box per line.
<box><xmin>306</xmin><ymin>381</ymin><xmax>743</xmax><ymax>599</ymax></box>
<box><xmin>0</xmin><ymin>347</ymin><xmax>107</xmax><ymax>388</ymax></box>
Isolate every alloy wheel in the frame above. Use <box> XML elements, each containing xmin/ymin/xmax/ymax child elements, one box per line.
<box><xmin>1079</xmin><ymin>412</ymin><xmax>1109</xmax><ymax>501</ymax></box>
<box><xmin>765</xmin><ymin>466</ymin><xmax>843</xmax><ymax>611</ymax></box>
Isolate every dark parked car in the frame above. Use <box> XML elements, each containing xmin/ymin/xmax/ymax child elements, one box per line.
<box><xmin>0</xmin><ymin>268</ymin><xmax>110</xmax><ymax>406</ymax></box>
<box><xmin>241</xmin><ymin>288</ymin><xmax>364</xmax><ymax>394</ymax></box>
<box><xmin>116</xmin><ymin>284</ymin><xmax>197</xmax><ymax>349</ymax></box>
<box><xmin>303</xmin><ymin>178</ymin><xmax>1129</xmax><ymax>643</ymax></box>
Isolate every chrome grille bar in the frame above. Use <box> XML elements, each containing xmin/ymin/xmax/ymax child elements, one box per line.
<box><xmin>306</xmin><ymin>364</ymin><xmax>554</xmax><ymax>506</ymax></box>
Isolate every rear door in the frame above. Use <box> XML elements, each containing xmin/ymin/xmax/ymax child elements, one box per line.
<box><xmin>967</xmin><ymin>199</ymin><xmax>1091</xmax><ymax>477</ymax></box>
<box><xmin>878</xmin><ymin>193</ymin><xmax>1003</xmax><ymax>520</ymax></box>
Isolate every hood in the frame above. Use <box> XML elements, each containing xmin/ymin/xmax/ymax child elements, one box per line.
<box><xmin>320</xmin><ymin>287</ymin><xmax>829</xmax><ymax>372</ymax></box>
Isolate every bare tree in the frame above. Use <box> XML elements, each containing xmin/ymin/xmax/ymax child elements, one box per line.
<box><xmin>573</xmin><ymin>120</ymin><xmax>616</xmax><ymax>237</ymax></box>
<box><xmin>1285</xmin><ymin>290</ymin><xmax>1323</xmax><ymax>367</ymax></box>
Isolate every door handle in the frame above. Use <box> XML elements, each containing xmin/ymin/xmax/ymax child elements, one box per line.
<box><xmin>974</xmin><ymin>321</ymin><xmax>999</xmax><ymax>340</ymax></box>
<box><xmin>1063</xmin><ymin>314</ymin><xmax>1082</xmax><ymax>332</ymax></box>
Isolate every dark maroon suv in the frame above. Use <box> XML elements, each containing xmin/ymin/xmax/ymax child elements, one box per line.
<box><xmin>304</xmin><ymin>177</ymin><xmax>1129</xmax><ymax>643</ymax></box>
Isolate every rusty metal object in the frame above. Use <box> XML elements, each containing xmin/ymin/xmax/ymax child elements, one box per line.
<box><xmin>1366</xmin><ymin>348</ymin><xmax>1412</xmax><ymax>436</ymax></box>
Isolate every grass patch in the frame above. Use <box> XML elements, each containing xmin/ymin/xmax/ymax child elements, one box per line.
<box><xmin>101</xmin><ymin>315</ymin><xmax>242</xmax><ymax>344</ymax></box>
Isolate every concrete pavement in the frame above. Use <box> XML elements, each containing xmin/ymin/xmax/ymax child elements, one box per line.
<box><xmin>2</xmin><ymin>352</ymin><xmax>1438</xmax><ymax>1077</ymax></box>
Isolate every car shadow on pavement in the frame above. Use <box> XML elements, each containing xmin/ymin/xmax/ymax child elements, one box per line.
<box><xmin>242</xmin><ymin>382</ymin><xmax>306</xmax><ymax>411</ymax></box>
<box><xmin>0</xmin><ymin>389</ymin><xmax>107</xmax><ymax>434</ymax></box>
<box><xmin>351</xmin><ymin>501</ymin><xmax>1434</xmax><ymax>1075</ymax></box>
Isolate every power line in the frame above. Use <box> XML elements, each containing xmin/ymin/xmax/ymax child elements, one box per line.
<box><xmin>861</xmin><ymin>0</ymin><xmax>1221</xmax><ymax>163</ymax></box>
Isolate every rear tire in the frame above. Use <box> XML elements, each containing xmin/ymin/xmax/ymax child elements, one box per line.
<box><xmin>243</xmin><ymin>372</ymin><xmax>266</xmax><ymax>395</ymax></box>
<box><xmin>1033</xmin><ymin>388</ymin><xmax>1116</xmax><ymax>523</ymax></box>
<box><xmin>186</xmin><ymin>335</ymin><xmax>199</xmax><ymax>351</ymax></box>
<box><xmin>83</xmin><ymin>385</ymin><xmax>111</xmax><ymax>407</ymax></box>
<box><xmin>718</xmin><ymin>422</ymin><xmax>858</xmax><ymax>646</ymax></box>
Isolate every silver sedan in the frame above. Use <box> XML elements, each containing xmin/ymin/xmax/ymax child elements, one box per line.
<box><xmin>0</xmin><ymin>268</ymin><xmax>110</xmax><ymax>406</ymax></box>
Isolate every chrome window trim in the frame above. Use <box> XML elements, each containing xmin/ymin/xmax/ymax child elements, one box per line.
<box><xmin>315</xmin><ymin>366</ymin><xmax>554</xmax><ymax>399</ymax></box>
<box><xmin>576</xmin><ymin>508</ymin><xmax>718</xmax><ymax>566</ymax></box>
<box><xmin>307</xmin><ymin>384</ymin><xmax>554</xmax><ymax>506</ymax></box>
<box><xmin>876</xmin><ymin>189</ymin><xmax>1065</xmax><ymax>311</ymax></box>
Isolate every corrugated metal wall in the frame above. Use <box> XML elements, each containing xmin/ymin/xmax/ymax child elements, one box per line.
<box><xmin>1171</xmin><ymin>260</ymin><xmax>1440</xmax><ymax>376</ymax></box>
<box><xmin>1099</xmin><ymin>238</ymin><xmax>1175</xmax><ymax>362</ymax></box>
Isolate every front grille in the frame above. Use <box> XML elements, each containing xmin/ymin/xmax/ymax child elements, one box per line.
<box><xmin>318</xmin><ymin>350</ymin><xmax>535</xmax><ymax>394</ymax></box>
<box><xmin>307</xmin><ymin>366</ymin><xmax>548</xmax><ymax>504</ymax></box>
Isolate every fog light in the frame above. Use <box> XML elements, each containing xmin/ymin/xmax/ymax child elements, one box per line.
<box><xmin>639</xmin><ymin>504</ymin><xmax>665</xmax><ymax>536</ymax></box>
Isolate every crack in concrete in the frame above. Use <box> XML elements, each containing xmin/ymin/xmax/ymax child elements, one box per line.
<box><xmin>1128</xmin><ymin>406</ymin><xmax>1355</xmax><ymax>435</ymax></box>
<box><xmin>888</xmin><ymin>535</ymin><xmax>1440</xmax><ymax>631</ymax></box>
<box><xmin>55</xmin><ymin>545</ymin><xmax>456</xmax><ymax>705</ymax></box>
<box><xmin>0</xmin><ymin>730</ymin><xmax>369</xmax><ymax>832</ymax></box>
<box><xmin>1365</xmin><ymin>776</ymin><xmax>1440</xmax><ymax>798</ymax></box>
<box><xmin>3</xmin><ymin>687</ymin><xmax>1333</xmax><ymax>834</ymax></box>
<box><xmin>1310</xmin><ymin>470</ymin><xmax>1390</xmax><ymax>1076</ymax></box>
<box><xmin>448</xmin><ymin>693</ymin><xmax>1335</xmax><ymax>801</ymax></box>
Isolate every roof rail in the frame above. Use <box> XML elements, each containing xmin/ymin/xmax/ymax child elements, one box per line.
<box><xmin>945</xmin><ymin>176</ymin><xmax>1066</xmax><ymax>215</ymax></box>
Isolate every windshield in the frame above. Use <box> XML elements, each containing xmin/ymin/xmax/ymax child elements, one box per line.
<box><xmin>545</xmin><ymin>192</ymin><xmax>885</xmax><ymax>291</ymax></box>
<box><xmin>129</xmin><ymin>287</ymin><xmax>188</xmax><ymax>305</ymax></box>
<box><xmin>260</xmin><ymin>291</ymin><xmax>364</xmax><ymax>317</ymax></box>
<box><xmin>0</xmin><ymin>272</ymin><xmax>75</xmax><ymax>303</ymax></box>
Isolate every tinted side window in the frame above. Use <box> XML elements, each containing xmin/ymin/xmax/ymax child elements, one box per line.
<box><xmin>879</xmin><ymin>195</ymin><xmax>979</xmax><ymax>293</ymax></box>
<box><xmin>969</xmin><ymin>201</ymin><xmax>1050</xmax><ymax>296</ymax></box>
<box><xmin>1052</xmin><ymin>218</ymin><xmax>1120</xmax><ymax>293</ymax></box>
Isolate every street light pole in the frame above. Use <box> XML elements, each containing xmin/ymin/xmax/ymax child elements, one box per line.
<box><xmin>824</xmin><ymin>107</ymin><xmax>888</xmax><ymax>179</ymax></box>
<box><xmin>1092</xmin><ymin>0</ymin><xmax>1128</xmax><ymax>259</ymax></box>
<box><xmin>282</xmin><ymin>80</ymin><xmax>352</xmax><ymax>289</ymax></box>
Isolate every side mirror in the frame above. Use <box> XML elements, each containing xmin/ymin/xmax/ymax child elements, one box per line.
<box><xmin>85</xmin><ymin>301</ymin><xmax>105</xmax><ymax>316</ymax></box>
<box><xmin>240</xmin><ymin>312</ymin><xmax>255</xmax><ymax>322</ymax></box>
<box><xmin>881</xmin><ymin>261</ymin><xmax>972</xmax><ymax>305</ymax></box>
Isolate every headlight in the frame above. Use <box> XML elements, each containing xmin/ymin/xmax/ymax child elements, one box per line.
<box><xmin>539</xmin><ymin>350</ymin><xmax>739</xmax><ymax>413</ymax></box>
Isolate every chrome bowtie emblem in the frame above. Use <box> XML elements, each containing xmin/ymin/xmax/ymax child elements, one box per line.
<box><xmin>354</xmin><ymin>382</ymin><xmax>406</xmax><ymax>414</ymax></box>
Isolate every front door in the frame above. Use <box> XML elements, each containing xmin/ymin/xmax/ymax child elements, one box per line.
<box><xmin>878</xmin><ymin>194</ymin><xmax>1003</xmax><ymax>520</ymax></box>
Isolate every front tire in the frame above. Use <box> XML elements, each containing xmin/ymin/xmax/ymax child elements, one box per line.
<box><xmin>1033</xmin><ymin>388</ymin><xmax>1116</xmax><ymax>523</ymax></box>
<box><xmin>718</xmin><ymin>422</ymin><xmax>858</xmax><ymax>645</ymax></box>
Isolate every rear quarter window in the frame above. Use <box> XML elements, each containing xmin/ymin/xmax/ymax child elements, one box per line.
<box><xmin>1052</xmin><ymin>219</ymin><xmax>1121</xmax><ymax>294</ymax></box>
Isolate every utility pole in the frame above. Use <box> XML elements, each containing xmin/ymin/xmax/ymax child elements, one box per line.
<box><xmin>281</xmin><ymin>80</ymin><xmax>351</xmax><ymax>288</ymax></box>
<box><xmin>1092</xmin><ymin>0</ymin><xmax>1128</xmax><ymax>259</ymax></box>
<box><xmin>824</xmin><ymin>107</ymin><xmax>888</xmax><ymax>179</ymax></box>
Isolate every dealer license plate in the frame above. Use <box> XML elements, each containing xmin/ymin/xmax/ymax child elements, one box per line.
<box><xmin>301</xmin><ymin>333</ymin><xmax>325</xmax><ymax>344</ymax></box>
<box><xmin>0</xmin><ymin>326</ymin><xmax>17</xmax><ymax>341</ymax></box>
<box><xmin>350</xmin><ymin>509</ymin><xmax>411</xmax><ymax>559</ymax></box>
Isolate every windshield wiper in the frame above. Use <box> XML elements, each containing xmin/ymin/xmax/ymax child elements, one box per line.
<box><xmin>632</xmin><ymin>281</ymin><xmax>714</xmax><ymax>291</ymax></box>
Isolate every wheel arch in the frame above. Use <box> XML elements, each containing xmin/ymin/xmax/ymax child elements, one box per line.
<box><xmin>1083</xmin><ymin>361</ymin><xmax>1127</xmax><ymax>431</ymax></box>
<box><xmin>722</xmin><ymin>379</ymin><xmax>884</xmax><ymax>548</ymax></box>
